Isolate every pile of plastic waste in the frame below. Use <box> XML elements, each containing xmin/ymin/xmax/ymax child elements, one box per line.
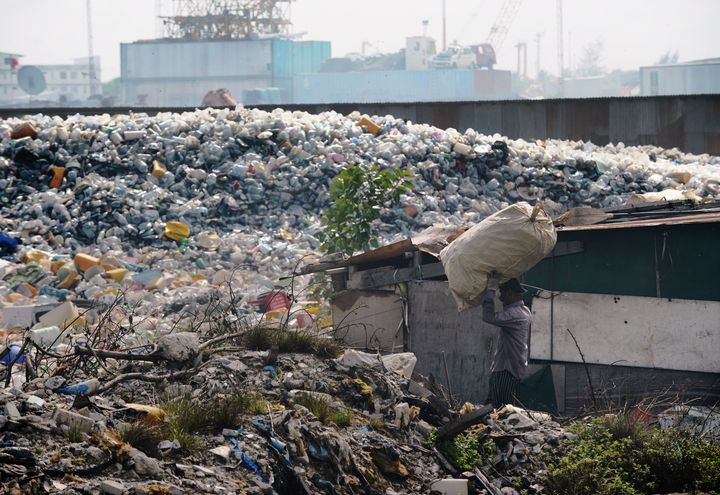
<box><xmin>1</xmin><ymin>107</ymin><xmax>718</xmax><ymax>319</ymax></box>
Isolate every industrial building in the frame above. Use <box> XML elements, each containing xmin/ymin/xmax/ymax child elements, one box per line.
<box><xmin>120</xmin><ymin>38</ymin><xmax>330</xmax><ymax>106</ymax></box>
<box><xmin>640</xmin><ymin>58</ymin><xmax>720</xmax><ymax>96</ymax></box>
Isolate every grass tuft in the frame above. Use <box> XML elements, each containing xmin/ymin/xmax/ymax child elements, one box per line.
<box><xmin>154</xmin><ymin>390</ymin><xmax>268</xmax><ymax>452</ymax></box>
<box><xmin>245</xmin><ymin>327</ymin><xmax>342</xmax><ymax>358</ymax></box>
<box><xmin>119</xmin><ymin>421</ymin><xmax>165</xmax><ymax>456</ymax></box>
<box><xmin>64</xmin><ymin>425</ymin><xmax>85</xmax><ymax>443</ymax></box>
<box><xmin>293</xmin><ymin>392</ymin><xmax>353</xmax><ymax>427</ymax></box>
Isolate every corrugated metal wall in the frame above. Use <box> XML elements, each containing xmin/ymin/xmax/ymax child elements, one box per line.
<box><xmin>4</xmin><ymin>95</ymin><xmax>720</xmax><ymax>154</ymax></box>
<box><xmin>525</xmin><ymin>223</ymin><xmax>720</xmax><ymax>302</ymax></box>
<box><xmin>271</xmin><ymin>39</ymin><xmax>331</xmax><ymax>102</ymax></box>
<box><xmin>276</xmin><ymin>94</ymin><xmax>720</xmax><ymax>154</ymax></box>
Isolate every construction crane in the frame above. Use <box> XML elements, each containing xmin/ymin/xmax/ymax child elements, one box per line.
<box><xmin>485</xmin><ymin>0</ymin><xmax>524</xmax><ymax>54</ymax></box>
<box><xmin>162</xmin><ymin>0</ymin><xmax>293</xmax><ymax>40</ymax></box>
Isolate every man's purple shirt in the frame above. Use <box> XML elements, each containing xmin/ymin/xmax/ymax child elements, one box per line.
<box><xmin>482</xmin><ymin>289</ymin><xmax>531</xmax><ymax>380</ymax></box>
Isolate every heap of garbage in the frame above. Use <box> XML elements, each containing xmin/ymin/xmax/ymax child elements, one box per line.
<box><xmin>1</xmin><ymin>107</ymin><xmax>719</xmax><ymax>493</ymax></box>
<box><xmin>1</xmin><ymin>107</ymin><xmax>718</xmax><ymax>317</ymax></box>
<box><xmin>0</xmin><ymin>332</ymin><xmax>574</xmax><ymax>495</ymax></box>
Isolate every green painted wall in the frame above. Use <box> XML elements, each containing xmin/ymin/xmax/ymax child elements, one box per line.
<box><xmin>525</xmin><ymin>223</ymin><xmax>720</xmax><ymax>302</ymax></box>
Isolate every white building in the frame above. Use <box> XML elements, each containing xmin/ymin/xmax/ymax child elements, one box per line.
<box><xmin>640</xmin><ymin>58</ymin><xmax>720</xmax><ymax>96</ymax></box>
<box><xmin>0</xmin><ymin>54</ymin><xmax>101</xmax><ymax>104</ymax></box>
<box><xmin>0</xmin><ymin>52</ymin><xmax>23</xmax><ymax>102</ymax></box>
<box><xmin>37</xmin><ymin>57</ymin><xmax>102</xmax><ymax>102</ymax></box>
<box><xmin>405</xmin><ymin>36</ymin><xmax>437</xmax><ymax>70</ymax></box>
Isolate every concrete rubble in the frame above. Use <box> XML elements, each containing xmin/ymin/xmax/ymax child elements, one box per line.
<box><xmin>0</xmin><ymin>107</ymin><xmax>719</xmax><ymax>493</ymax></box>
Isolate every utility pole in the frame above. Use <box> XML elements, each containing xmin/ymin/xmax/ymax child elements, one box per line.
<box><xmin>515</xmin><ymin>42</ymin><xmax>527</xmax><ymax>78</ymax></box>
<box><xmin>86</xmin><ymin>0</ymin><xmax>98</xmax><ymax>98</ymax></box>
<box><xmin>442</xmin><ymin>0</ymin><xmax>447</xmax><ymax>51</ymax></box>
<box><xmin>535</xmin><ymin>32</ymin><xmax>544</xmax><ymax>78</ymax></box>
<box><xmin>556</xmin><ymin>0</ymin><xmax>564</xmax><ymax>96</ymax></box>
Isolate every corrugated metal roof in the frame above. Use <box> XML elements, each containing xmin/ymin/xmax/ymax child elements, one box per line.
<box><xmin>300</xmin><ymin>211</ymin><xmax>720</xmax><ymax>274</ymax></box>
<box><xmin>558</xmin><ymin>212</ymin><xmax>720</xmax><ymax>232</ymax></box>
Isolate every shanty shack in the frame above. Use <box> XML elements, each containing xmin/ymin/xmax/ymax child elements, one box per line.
<box><xmin>301</xmin><ymin>201</ymin><xmax>720</xmax><ymax>415</ymax></box>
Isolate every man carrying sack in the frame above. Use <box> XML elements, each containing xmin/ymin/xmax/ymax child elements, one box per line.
<box><xmin>482</xmin><ymin>274</ymin><xmax>531</xmax><ymax>408</ymax></box>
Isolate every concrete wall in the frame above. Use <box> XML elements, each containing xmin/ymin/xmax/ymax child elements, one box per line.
<box><xmin>532</xmin><ymin>292</ymin><xmax>720</xmax><ymax>373</ymax></box>
<box><xmin>406</xmin><ymin>280</ymin><xmax>500</xmax><ymax>405</ymax></box>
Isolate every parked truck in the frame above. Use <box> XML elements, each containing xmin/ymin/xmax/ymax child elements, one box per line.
<box><xmin>431</xmin><ymin>43</ymin><xmax>496</xmax><ymax>70</ymax></box>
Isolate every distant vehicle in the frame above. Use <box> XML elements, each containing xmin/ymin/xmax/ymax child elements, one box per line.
<box><xmin>431</xmin><ymin>43</ymin><xmax>496</xmax><ymax>70</ymax></box>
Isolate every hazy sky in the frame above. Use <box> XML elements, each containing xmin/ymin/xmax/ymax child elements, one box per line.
<box><xmin>1</xmin><ymin>0</ymin><xmax>718</xmax><ymax>81</ymax></box>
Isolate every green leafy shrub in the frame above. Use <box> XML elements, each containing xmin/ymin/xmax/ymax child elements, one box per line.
<box><xmin>423</xmin><ymin>429</ymin><xmax>493</xmax><ymax>471</ymax></box>
<box><xmin>317</xmin><ymin>164</ymin><xmax>412</xmax><ymax>255</ymax></box>
<box><xmin>545</xmin><ymin>414</ymin><xmax>720</xmax><ymax>495</ymax></box>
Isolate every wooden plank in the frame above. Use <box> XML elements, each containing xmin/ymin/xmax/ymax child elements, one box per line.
<box><xmin>347</xmin><ymin>262</ymin><xmax>445</xmax><ymax>290</ymax></box>
<box><xmin>436</xmin><ymin>405</ymin><xmax>493</xmax><ymax>440</ymax></box>
<box><xmin>332</xmin><ymin>290</ymin><xmax>405</xmax><ymax>352</ymax></box>
<box><xmin>558</xmin><ymin>212</ymin><xmax>720</xmax><ymax>232</ymax></box>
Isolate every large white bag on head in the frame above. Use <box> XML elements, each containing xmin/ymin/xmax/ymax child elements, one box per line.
<box><xmin>439</xmin><ymin>202</ymin><xmax>556</xmax><ymax>311</ymax></box>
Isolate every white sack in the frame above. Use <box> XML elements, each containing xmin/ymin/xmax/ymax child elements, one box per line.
<box><xmin>439</xmin><ymin>202</ymin><xmax>556</xmax><ymax>311</ymax></box>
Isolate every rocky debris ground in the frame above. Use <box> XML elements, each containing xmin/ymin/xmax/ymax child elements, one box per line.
<box><xmin>0</xmin><ymin>336</ymin><xmax>573</xmax><ymax>495</ymax></box>
<box><xmin>1</xmin><ymin>107</ymin><xmax>720</xmax><ymax>494</ymax></box>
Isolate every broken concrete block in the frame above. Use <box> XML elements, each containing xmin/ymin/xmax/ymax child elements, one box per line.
<box><xmin>523</xmin><ymin>431</ymin><xmax>545</xmax><ymax>446</ymax></box>
<box><xmin>126</xmin><ymin>447</ymin><xmax>163</xmax><ymax>477</ymax></box>
<box><xmin>156</xmin><ymin>332</ymin><xmax>199</xmax><ymax>363</ymax></box>
<box><xmin>4</xmin><ymin>402</ymin><xmax>21</xmax><ymax>420</ymax></box>
<box><xmin>54</xmin><ymin>408</ymin><xmax>95</xmax><ymax>433</ymax></box>
<box><xmin>100</xmin><ymin>479</ymin><xmax>127</xmax><ymax>495</ymax></box>
<box><xmin>0</xmin><ymin>303</ymin><xmax>60</xmax><ymax>329</ymax></box>
<box><xmin>27</xmin><ymin>326</ymin><xmax>61</xmax><ymax>348</ymax></box>
<box><xmin>430</xmin><ymin>478</ymin><xmax>468</xmax><ymax>495</ymax></box>
<box><xmin>32</xmin><ymin>301</ymin><xmax>78</xmax><ymax>330</ymax></box>
<box><xmin>24</xmin><ymin>395</ymin><xmax>46</xmax><ymax>408</ymax></box>
<box><xmin>209</xmin><ymin>445</ymin><xmax>232</xmax><ymax>461</ymax></box>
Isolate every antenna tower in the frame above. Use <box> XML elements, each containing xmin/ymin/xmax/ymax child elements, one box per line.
<box><xmin>162</xmin><ymin>0</ymin><xmax>293</xmax><ymax>40</ymax></box>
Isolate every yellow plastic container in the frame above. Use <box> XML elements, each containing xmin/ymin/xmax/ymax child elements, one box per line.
<box><xmin>74</xmin><ymin>253</ymin><xmax>100</xmax><ymax>272</ymax></box>
<box><xmin>105</xmin><ymin>268</ymin><xmax>130</xmax><ymax>282</ymax></box>
<box><xmin>50</xmin><ymin>260</ymin><xmax>66</xmax><ymax>274</ymax></box>
<box><xmin>152</xmin><ymin>160</ymin><xmax>167</xmax><ymax>178</ymax></box>
<box><xmin>164</xmin><ymin>221</ymin><xmax>190</xmax><ymax>241</ymax></box>
<box><xmin>358</xmin><ymin>117</ymin><xmax>381</xmax><ymax>135</ymax></box>
<box><xmin>57</xmin><ymin>272</ymin><xmax>80</xmax><ymax>289</ymax></box>
<box><xmin>22</xmin><ymin>251</ymin><xmax>49</xmax><ymax>264</ymax></box>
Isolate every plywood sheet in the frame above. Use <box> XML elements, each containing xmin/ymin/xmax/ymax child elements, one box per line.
<box><xmin>531</xmin><ymin>292</ymin><xmax>720</xmax><ymax>373</ymax></box>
